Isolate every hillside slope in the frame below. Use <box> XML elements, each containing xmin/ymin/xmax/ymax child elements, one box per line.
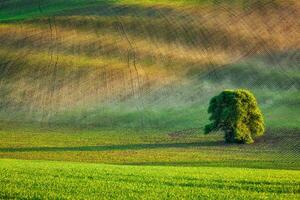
<box><xmin>0</xmin><ymin>0</ymin><xmax>299</xmax><ymax>130</ymax></box>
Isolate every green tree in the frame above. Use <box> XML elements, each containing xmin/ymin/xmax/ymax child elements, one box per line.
<box><xmin>204</xmin><ymin>89</ymin><xmax>265</xmax><ymax>144</ymax></box>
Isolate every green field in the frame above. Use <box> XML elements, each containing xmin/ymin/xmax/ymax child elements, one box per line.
<box><xmin>0</xmin><ymin>0</ymin><xmax>299</xmax><ymax>199</ymax></box>
<box><xmin>0</xmin><ymin>124</ymin><xmax>299</xmax><ymax>198</ymax></box>
<box><xmin>1</xmin><ymin>159</ymin><xmax>299</xmax><ymax>199</ymax></box>
<box><xmin>0</xmin><ymin>124</ymin><xmax>299</xmax><ymax>169</ymax></box>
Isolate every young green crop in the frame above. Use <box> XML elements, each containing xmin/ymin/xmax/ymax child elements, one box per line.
<box><xmin>0</xmin><ymin>159</ymin><xmax>299</xmax><ymax>200</ymax></box>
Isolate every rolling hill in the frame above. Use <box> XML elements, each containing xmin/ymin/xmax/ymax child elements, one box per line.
<box><xmin>0</xmin><ymin>0</ymin><xmax>299</xmax><ymax>131</ymax></box>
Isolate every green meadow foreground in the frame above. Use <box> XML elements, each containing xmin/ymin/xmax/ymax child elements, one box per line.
<box><xmin>0</xmin><ymin>125</ymin><xmax>299</xmax><ymax>199</ymax></box>
<box><xmin>1</xmin><ymin>159</ymin><xmax>299</xmax><ymax>199</ymax></box>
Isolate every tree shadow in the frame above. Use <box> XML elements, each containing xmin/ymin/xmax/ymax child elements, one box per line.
<box><xmin>0</xmin><ymin>140</ymin><xmax>223</xmax><ymax>152</ymax></box>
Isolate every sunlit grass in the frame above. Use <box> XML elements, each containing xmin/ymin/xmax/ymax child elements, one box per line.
<box><xmin>0</xmin><ymin>124</ymin><xmax>298</xmax><ymax>169</ymax></box>
<box><xmin>0</xmin><ymin>159</ymin><xmax>299</xmax><ymax>199</ymax></box>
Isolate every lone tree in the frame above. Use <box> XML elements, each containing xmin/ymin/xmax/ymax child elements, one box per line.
<box><xmin>204</xmin><ymin>89</ymin><xmax>265</xmax><ymax>144</ymax></box>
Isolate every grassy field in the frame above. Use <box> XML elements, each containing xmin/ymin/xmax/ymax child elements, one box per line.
<box><xmin>0</xmin><ymin>124</ymin><xmax>299</xmax><ymax>169</ymax></box>
<box><xmin>1</xmin><ymin>159</ymin><xmax>299</xmax><ymax>199</ymax></box>
<box><xmin>0</xmin><ymin>0</ymin><xmax>299</xmax><ymax>199</ymax></box>
<box><xmin>0</xmin><ymin>124</ymin><xmax>299</xmax><ymax>199</ymax></box>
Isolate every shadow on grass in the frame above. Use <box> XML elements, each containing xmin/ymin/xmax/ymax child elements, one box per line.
<box><xmin>0</xmin><ymin>141</ymin><xmax>223</xmax><ymax>152</ymax></box>
<box><xmin>122</xmin><ymin>160</ymin><xmax>300</xmax><ymax>170</ymax></box>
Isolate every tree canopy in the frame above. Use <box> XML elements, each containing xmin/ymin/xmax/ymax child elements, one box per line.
<box><xmin>205</xmin><ymin>89</ymin><xmax>265</xmax><ymax>144</ymax></box>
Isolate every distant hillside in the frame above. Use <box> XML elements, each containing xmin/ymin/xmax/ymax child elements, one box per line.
<box><xmin>0</xmin><ymin>0</ymin><xmax>299</xmax><ymax>130</ymax></box>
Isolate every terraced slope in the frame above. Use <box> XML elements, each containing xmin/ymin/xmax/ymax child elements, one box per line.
<box><xmin>0</xmin><ymin>0</ymin><xmax>299</xmax><ymax>130</ymax></box>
